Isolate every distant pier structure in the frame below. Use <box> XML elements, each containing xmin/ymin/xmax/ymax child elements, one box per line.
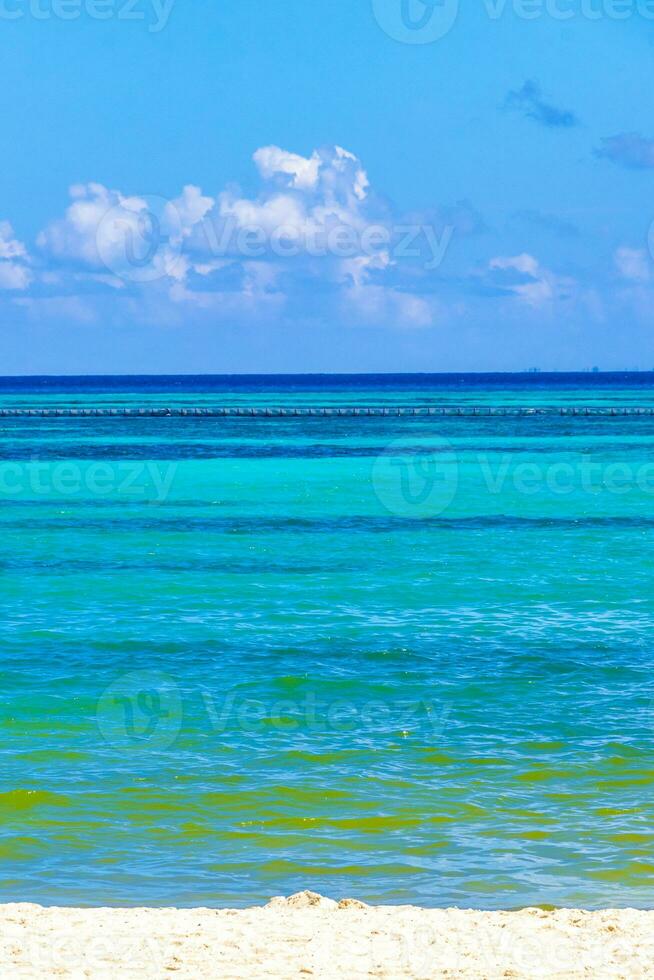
<box><xmin>0</xmin><ymin>405</ymin><xmax>653</xmax><ymax>418</ymax></box>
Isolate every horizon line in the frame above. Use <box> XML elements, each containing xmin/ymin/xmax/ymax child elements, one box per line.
<box><xmin>2</xmin><ymin>370</ymin><xmax>654</xmax><ymax>380</ymax></box>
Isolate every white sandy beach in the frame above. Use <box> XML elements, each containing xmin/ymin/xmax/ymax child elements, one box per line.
<box><xmin>1</xmin><ymin>891</ymin><xmax>652</xmax><ymax>979</ymax></box>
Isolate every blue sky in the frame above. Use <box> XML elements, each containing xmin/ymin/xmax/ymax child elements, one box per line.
<box><xmin>1</xmin><ymin>1</ymin><xmax>654</xmax><ymax>373</ymax></box>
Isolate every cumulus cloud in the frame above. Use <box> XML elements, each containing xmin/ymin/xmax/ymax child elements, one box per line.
<box><xmin>0</xmin><ymin>222</ymin><xmax>31</xmax><ymax>290</ymax></box>
<box><xmin>3</xmin><ymin>144</ymin><xmax>630</xmax><ymax>336</ymax></box>
<box><xmin>147</xmin><ymin>145</ymin><xmax>369</xmax><ymax>269</ymax></box>
<box><xmin>504</xmin><ymin>81</ymin><xmax>579</xmax><ymax>129</ymax></box>
<box><xmin>595</xmin><ymin>133</ymin><xmax>654</xmax><ymax>169</ymax></box>
<box><xmin>37</xmin><ymin>182</ymin><xmax>213</xmax><ymax>283</ymax></box>
<box><xmin>170</xmin><ymin>185</ymin><xmax>214</xmax><ymax>238</ymax></box>
<box><xmin>252</xmin><ymin>146</ymin><xmax>321</xmax><ymax>191</ymax></box>
<box><xmin>29</xmin><ymin>144</ymin><xmax>440</xmax><ymax>328</ymax></box>
<box><xmin>215</xmin><ymin>145</ymin><xmax>372</xmax><ymax>251</ymax></box>
<box><xmin>37</xmin><ymin>183</ymin><xmax>139</xmax><ymax>265</ymax></box>
<box><xmin>487</xmin><ymin>253</ymin><xmax>576</xmax><ymax>307</ymax></box>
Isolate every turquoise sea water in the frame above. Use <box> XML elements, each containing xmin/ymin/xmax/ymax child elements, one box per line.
<box><xmin>2</xmin><ymin>374</ymin><xmax>654</xmax><ymax>909</ymax></box>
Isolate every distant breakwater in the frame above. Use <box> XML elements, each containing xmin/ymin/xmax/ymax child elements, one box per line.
<box><xmin>2</xmin><ymin>405</ymin><xmax>654</xmax><ymax>418</ymax></box>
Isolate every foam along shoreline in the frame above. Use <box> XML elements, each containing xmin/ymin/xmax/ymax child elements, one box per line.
<box><xmin>1</xmin><ymin>891</ymin><xmax>653</xmax><ymax>979</ymax></box>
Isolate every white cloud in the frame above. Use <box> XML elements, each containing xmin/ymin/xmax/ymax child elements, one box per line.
<box><xmin>489</xmin><ymin>253</ymin><xmax>575</xmax><ymax>307</ymax></box>
<box><xmin>345</xmin><ymin>281</ymin><xmax>434</xmax><ymax>327</ymax></box>
<box><xmin>0</xmin><ymin>221</ymin><xmax>27</xmax><ymax>260</ymax></box>
<box><xmin>167</xmin><ymin>185</ymin><xmax>214</xmax><ymax>243</ymax></box>
<box><xmin>24</xmin><ymin>145</ymin><xmax>441</xmax><ymax>328</ymax></box>
<box><xmin>251</xmin><ymin>145</ymin><xmax>369</xmax><ymax>203</ymax></box>
<box><xmin>341</xmin><ymin>253</ymin><xmax>434</xmax><ymax>327</ymax></box>
<box><xmin>0</xmin><ymin>263</ymin><xmax>31</xmax><ymax>290</ymax></box>
<box><xmin>37</xmin><ymin>182</ymin><xmax>215</xmax><ymax>285</ymax></box>
<box><xmin>341</xmin><ymin>252</ymin><xmax>391</xmax><ymax>288</ymax></box>
<box><xmin>216</xmin><ymin>145</ymin><xmax>372</xmax><ymax>258</ymax></box>
<box><xmin>218</xmin><ymin>190</ymin><xmax>309</xmax><ymax>239</ymax></box>
<box><xmin>333</xmin><ymin>145</ymin><xmax>369</xmax><ymax>202</ymax></box>
<box><xmin>253</xmin><ymin>146</ymin><xmax>321</xmax><ymax>191</ymax></box>
<box><xmin>615</xmin><ymin>246</ymin><xmax>651</xmax><ymax>283</ymax></box>
<box><xmin>168</xmin><ymin>260</ymin><xmax>285</xmax><ymax>318</ymax></box>
<box><xmin>35</xmin><ymin>148</ymin><xmax>373</xmax><ymax>287</ymax></box>
<box><xmin>0</xmin><ymin>222</ymin><xmax>31</xmax><ymax>290</ymax></box>
<box><xmin>37</xmin><ymin>183</ymin><xmax>131</xmax><ymax>265</ymax></box>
